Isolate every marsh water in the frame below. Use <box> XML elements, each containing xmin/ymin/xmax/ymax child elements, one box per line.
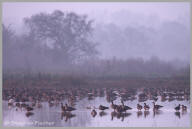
<box><xmin>3</xmin><ymin>92</ymin><xmax>190</xmax><ymax>127</ymax></box>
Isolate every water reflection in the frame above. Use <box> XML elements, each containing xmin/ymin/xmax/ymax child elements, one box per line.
<box><xmin>111</xmin><ymin>111</ymin><xmax>132</xmax><ymax>121</ymax></box>
<box><xmin>153</xmin><ymin>110</ymin><xmax>163</xmax><ymax>117</ymax></box>
<box><xmin>61</xmin><ymin>112</ymin><xmax>76</xmax><ymax>122</ymax></box>
<box><xmin>175</xmin><ymin>112</ymin><xmax>181</xmax><ymax>119</ymax></box>
<box><xmin>25</xmin><ymin>112</ymin><xmax>34</xmax><ymax>117</ymax></box>
<box><xmin>144</xmin><ymin>111</ymin><xmax>150</xmax><ymax>118</ymax></box>
<box><xmin>137</xmin><ymin>111</ymin><xmax>143</xmax><ymax>118</ymax></box>
<box><xmin>99</xmin><ymin>111</ymin><xmax>107</xmax><ymax>117</ymax></box>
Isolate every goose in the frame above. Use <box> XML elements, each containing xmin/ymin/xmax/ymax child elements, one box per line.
<box><xmin>174</xmin><ymin>104</ymin><xmax>180</xmax><ymax>111</ymax></box>
<box><xmin>121</xmin><ymin>100</ymin><xmax>132</xmax><ymax>112</ymax></box>
<box><xmin>111</xmin><ymin>101</ymin><xmax>118</xmax><ymax>111</ymax></box>
<box><xmin>144</xmin><ymin>103</ymin><xmax>150</xmax><ymax>111</ymax></box>
<box><xmin>152</xmin><ymin>102</ymin><xmax>163</xmax><ymax>110</ymax></box>
<box><xmin>137</xmin><ymin>104</ymin><xmax>142</xmax><ymax>111</ymax></box>
<box><xmin>8</xmin><ymin>99</ymin><xmax>14</xmax><ymax>106</ymax></box>
<box><xmin>61</xmin><ymin>103</ymin><xmax>66</xmax><ymax>112</ymax></box>
<box><xmin>65</xmin><ymin>103</ymin><xmax>76</xmax><ymax>112</ymax></box>
<box><xmin>91</xmin><ymin>109</ymin><xmax>97</xmax><ymax>117</ymax></box>
<box><xmin>25</xmin><ymin>106</ymin><xmax>34</xmax><ymax>112</ymax></box>
<box><xmin>21</xmin><ymin>103</ymin><xmax>28</xmax><ymax>108</ymax></box>
<box><xmin>37</xmin><ymin>101</ymin><xmax>42</xmax><ymax>108</ymax></box>
<box><xmin>181</xmin><ymin>105</ymin><xmax>187</xmax><ymax>111</ymax></box>
<box><xmin>15</xmin><ymin>102</ymin><xmax>21</xmax><ymax>108</ymax></box>
<box><xmin>99</xmin><ymin>105</ymin><xmax>109</xmax><ymax>111</ymax></box>
<box><xmin>48</xmin><ymin>100</ymin><xmax>54</xmax><ymax>107</ymax></box>
<box><xmin>31</xmin><ymin>101</ymin><xmax>36</xmax><ymax>107</ymax></box>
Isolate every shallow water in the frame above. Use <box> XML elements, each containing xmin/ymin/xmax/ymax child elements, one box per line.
<box><xmin>3</xmin><ymin>95</ymin><xmax>190</xmax><ymax>127</ymax></box>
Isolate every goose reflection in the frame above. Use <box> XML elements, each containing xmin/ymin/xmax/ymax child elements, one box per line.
<box><xmin>61</xmin><ymin>112</ymin><xmax>76</xmax><ymax>122</ymax></box>
<box><xmin>144</xmin><ymin>111</ymin><xmax>150</xmax><ymax>118</ymax></box>
<box><xmin>99</xmin><ymin>111</ymin><xmax>107</xmax><ymax>117</ymax></box>
<box><xmin>120</xmin><ymin>112</ymin><xmax>132</xmax><ymax>121</ymax></box>
<box><xmin>137</xmin><ymin>111</ymin><xmax>143</xmax><ymax>118</ymax></box>
<box><xmin>182</xmin><ymin>110</ymin><xmax>187</xmax><ymax>116</ymax></box>
<box><xmin>153</xmin><ymin>110</ymin><xmax>163</xmax><ymax>117</ymax></box>
<box><xmin>175</xmin><ymin>112</ymin><xmax>180</xmax><ymax>119</ymax></box>
<box><xmin>25</xmin><ymin>111</ymin><xmax>34</xmax><ymax>117</ymax></box>
<box><xmin>111</xmin><ymin>111</ymin><xmax>131</xmax><ymax>121</ymax></box>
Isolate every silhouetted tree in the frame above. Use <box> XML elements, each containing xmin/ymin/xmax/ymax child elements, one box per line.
<box><xmin>24</xmin><ymin>10</ymin><xmax>98</xmax><ymax>64</ymax></box>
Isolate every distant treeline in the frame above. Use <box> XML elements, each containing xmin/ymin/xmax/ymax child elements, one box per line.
<box><xmin>3</xmin><ymin>10</ymin><xmax>189</xmax><ymax>79</ymax></box>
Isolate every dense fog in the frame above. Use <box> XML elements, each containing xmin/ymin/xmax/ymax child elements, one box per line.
<box><xmin>2</xmin><ymin>3</ymin><xmax>190</xmax><ymax>78</ymax></box>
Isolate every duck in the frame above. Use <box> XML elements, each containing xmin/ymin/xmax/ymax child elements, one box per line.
<box><xmin>152</xmin><ymin>102</ymin><xmax>163</xmax><ymax>110</ymax></box>
<box><xmin>137</xmin><ymin>104</ymin><xmax>142</xmax><ymax>111</ymax></box>
<box><xmin>181</xmin><ymin>105</ymin><xmax>187</xmax><ymax>111</ymax></box>
<box><xmin>174</xmin><ymin>104</ymin><xmax>180</xmax><ymax>111</ymax></box>
<box><xmin>99</xmin><ymin>105</ymin><xmax>109</xmax><ymax>111</ymax></box>
<box><xmin>144</xmin><ymin>103</ymin><xmax>150</xmax><ymax>111</ymax></box>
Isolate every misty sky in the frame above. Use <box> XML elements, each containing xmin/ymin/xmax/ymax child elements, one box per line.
<box><xmin>2</xmin><ymin>2</ymin><xmax>191</xmax><ymax>62</ymax></box>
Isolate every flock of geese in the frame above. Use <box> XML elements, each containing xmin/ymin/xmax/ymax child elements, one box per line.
<box><xmin>5</xmin><ymin>87</ymin><xmax>189</xmax><ymax>121</ymax></box>
<box><xmin>7</xmin><ymin>97</ymin><xmax>188</xmax><ymax>120</ymax></box>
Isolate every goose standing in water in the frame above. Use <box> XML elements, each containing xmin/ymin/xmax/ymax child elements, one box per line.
<box><xmin>181</xmin><ymin>105</ymin><xmax>187</xmax><ymax>111</ymax></box>
<box><xmin>25</xmin><ymin>106</ymin><xmax>34</xmax><ymax>112</ymax></box>
<box><xmin>91</xmin><ymin>109</ymin><xmax>97</xmax><ymax>117</ymax></box>
<box><xmin>137</xmin><ymin>104</ymin><xmax>142</xmax><ymax>111</ymax></box>
<box><xmin>121</xmin><ymin>100</ymin><xmax>132</xmax><ymax>112</ymax></box>
<box><xmin>111</xmin><ymin>101</ymin><xmax>118</xmax><ymax>111</ymax></box>
<box><xmin>8</xmin><ymin>98</ymin><xmax>14</xmax><ymax>107</ymax></box>
<box><xmin>174</xmin><ymin>104</ymin><xmax>180</xmax><ymax>112</ymax></box>
<box><xmin>65</xmin><ymin>103</ymin><xmax>76</xmax><ymax>112</ymax></box>
<box><xmin>61</xmin><ymin>103</ymin><xmax>66</xmax><ymax>112</ymax></box>
<box><xmin>144</xmin><ymin>103</ymin><xmax>150</xmax><ymax>111</ymax></box>
<box><xmin>152</xmin><ymin>102</ymin><xmax>163</xmax><ymax>110</ymax></box>
<box><xmin>99</xmin><ymin>105</ymin><xmax>109</xmax><ymax>111</ymax></box>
